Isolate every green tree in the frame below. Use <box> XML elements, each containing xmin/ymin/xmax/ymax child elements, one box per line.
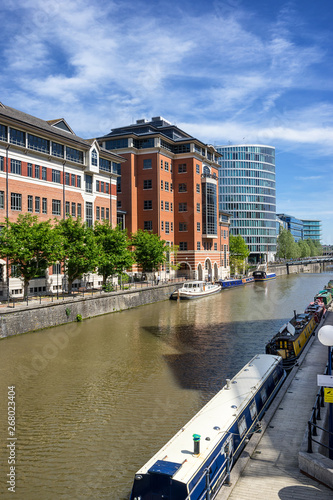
<box><xmin>94</xmin><ymin>222</ymin><xmax>133</xmax><ymax>287</ymax></box>
<box><xmin>56</xmin><ymin>217</ymin><xmax>100</xmax><ymax>293</ymax></box>
<box><xmin>229</xmin><ymin>234</ymin><xmax>250</xmax><ymax>274</ymax></box>
<box><xmin>276</xmin><ymin>228</ymin><xmax>297</xmax><ymax>259</ymax></box>
<box><xmin>131</xmin><ymin>230</ymin><xmax>168</xmax><ymax>272</ymax></box>
<box><xmin>0</xmin><ymin>214</ymin><xmax>62</xmax><ymax>298</ymax></box>
<box><xmin>297</xmin><ymin>239</ymin><xmax>311</xmax><ymax>258</ymax></box>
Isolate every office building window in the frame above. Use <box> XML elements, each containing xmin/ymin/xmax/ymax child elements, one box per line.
<box><xmin>35</xmin><ymin>196</ymin><xmax>40</xmax><ymax>213</ymax></box>
<box><xmin>214</xmin><ymin>242</ymin><xmax>217</xmax><ymax>250</ymax></box>
<box><xmin>165</xmin><ymin>201</ymin><xmax>169</xmax><ymax>211</ymax></box>
<box><xmin>143</xmin><ymin>179</ymin><xmax>152</xmax><ymax>189</ymax></box>
<box><xmin>71</xmin><ymin>174</ymin><xmax>76</xmax><ymax>187</ymax></box>
<box><xmin>196</xmin><ymin>164</ymin><xmax>200</xmax><ymax>174</ymax></box>
<box><xmin>35</xmin><ymin>165</ymin><xmax>40</xmax><ymax>179</ymax></box>
<box><xmin>165</xmin><ymin>222</ymin><xmax>170</xmax><ymax>234</ymax></box>
<box><xmin>144</xmin><ymin>200</ymin><xmax>152</xmax><ymax>210</ymax></box>
<box><xmin>52</xmin><ymin>199</ymin><xmax>61</xmax><ymax>215</ymax></box>
<box><xmin>91</xmin><ymin>149</ymin><xmax>98</xmax><ymax>166</ymax></box>
<box><xmin>105</xmin><ymin>183</ymin><xmax>109</xmax><ymax>194</ymax></box>
<box><xmin>42</xmin><ymin>166</ymin><xmax>47</xmax><ymax>180</ymax></box>
<box><xmin>11</xmin><ymin>159</ymin><xmax>21</xmax><ymax>175</ymax></box>
<box><xmin>161</xmin><ymin>221</ymin><xmax>164</xmax><ymax>231</ymax></box>
<box><xmin>27</xmin><ymin>134</ymin><xmax>49</xmax><ymax>154</ymax></box>
<box><xmin>106</xmin><ymin>208</ymin><xmax>109</xmax><ymax>220</ymax></box>
<box><xmin>96</xmin><ymin>206</ymin><xmax>100</xmax><ymax>220</ymax></box>
<box><xmin>66</xmin><ymin>146</ymin><xmax>83</xmax><ymax>164</ymax></box>
<box><xmin>178</xmin><ymin>183</ymin><xmax>187</xmax><ymax>192</ymax></box>
<box><xmin>85</xmin><ymin>174</ymin><xmax>92</xmax><ymax>193</ymax></box>
<box><xmin>27</xmin><ymin>163</ymin><xmax>33</xmax><ymax>177</ymax></box>
<box><xmin>65</xmin><ymin>201</ymin><xmax>70</xmax><ymax>215</ymax></box>
<box><xmin>9</xmin><ymin>128</ymin><xmax>25</xmax><ymax>146</ymax></box>
<box><xmin>196</xmin><ymin>183</ymin><xmax>200</xmax><ymax>193</ymax></box>
<box><xmin>165</xmin><ymin>181</ymin><xmax>169</xmax><ymax>191</ymax></box>
<box><xmin>171</xmin><ymin>203</ymin><xmax>173</xmax><ymax>212</ymax></box>
<box><xmin>42</xmin><ymin>198</ymin><xmax>47</xmax><ymax>214</ymax></box>
<box><xmin>101</xmin><ymin>181</ymin><xmax>104</xmax><ymax>193</ymax></box>
<box><xmin>179</xmin><ymin>242</ymin><xmax>187</xmax><ymax>250</ymax></box>
<box><xmin>77</xmin><ymin>175</ymin><xmax>81</xmax><ymax>188</ymax></box>
<box><xmin>52</xmin><ymin>169</ymin><xmax>61</xmax><ymax>183</ymax></box>
<box><xmin>52</xmin><ymin>263</ymin><xmax>62</xmax><ymax>274</ymax></box>
<box><xmin>143</xmin><ymin>159</ymin><xmax>152</xmax><ymax>169</ymax></box>
<box><xmin>11</xmin><ymin>193</ymin><xmax>21</xmax><ymax>211</ymax></box>
<box><xmin>197</xmin><ymin>222</ymin><xmax>201</xmax><ymax>231</ymax></box>
<box><xmin>27</xmin><ymin>195</ymin><xmax>33</xmax><ymax>213</ymax></box>
<box><xmin>85</xmin><ymin>201</ymin><xmax>93</xmax><ymax>227</ymax></box>
<box><xmin>0</xmin><ymin>156</ymin><xmax>3</xmax><ymax>172</ymax></box>
<box><xmin>171</xmin><ymin>222</ymin><xmax>173</xmax><ymax>232</ymax></box>
<box><xmin>178</xmin><ymin>163</ymin><xmax>187</xmax><ymax>173</ymax></box>
<box><xmin>164</xmin><ymin>161</ymin><xmax>169</xmax><ymax>172</ymax></box>
<box><xmin>71</xmin><ymin>202</ymin><xmax>76</xmax><ymax>217</ymax></box>
<box><xmin>197</xmin><ymin>241</ymin><xmax>201</xmax><ymax>250</ymax></box>
<box><xmin>144</xmin><ymin>221</ymin><xmax>152</xmax><ymax>231</ymax></box>
<box><xmin>52</xmin><ymin>142</ymin><xmax>64</xmax><ymax>158</ymax></box>
<box><xmin>197</xmin><ymin>203</ymin><xmax>200</xmax><ymax>212</ymax></box>
<box><xmin>161</xmin><ymin>200</ymin><xmax>163</xmax><ymax>210</ymax></box>
<box><xmin>0</xmin><ymin>191</ymin><xmax>4</xmax><ymax>209</ymax></box>
<box><xmin>179</xmin><ymin>202</ymin><xmax>187</xmax><ymax>212</ymax></box>
<box><xmin>101</xmin><ymin>207</ymin><xmax>105</xmax><ymax>220</ymax></box>
<box><xmin>77</xmin><ymin>203</ymin><xmax>82</xmax><ymax>218</ymax></box>
<box><xmin>179</xmin><ymin>222</ymin><xmax>187</xmax><ymax>232</ymax></box>
<box><xmin>161</xmin><ymin>160</ymin><xmax>163</xmax><ymax>169</ymax></box>
<box><xmin>65</xmin><ymin>172</ymin><xmax>70</xmax><ymax>186</ymax></box>
<box><xmin>161</xmin><ymin>180</ymin><xmax>163</xmax><ymax>190</ymax></box>
<box><xmin>96</xmin><ymin>180</ymin><xmax>100</xmax><ymax>192</ymax></box>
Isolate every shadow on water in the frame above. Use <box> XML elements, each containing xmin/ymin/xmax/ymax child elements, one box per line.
<box><xmin>142</xmin><ymin>317</ymin><xmax>291</xmax><ymax>398</ymax></box>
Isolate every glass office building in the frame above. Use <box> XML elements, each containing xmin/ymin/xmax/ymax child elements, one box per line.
<box><xmin>277</xmin><ymin>214</ymin><xmax>304</xmax><ymax>242</ymax></box>
<box><xmin>301</xmin><ymin>219</ymin><xmax>321</xmax><ymax>242</ymax></box>
<box><xmin>217</xmin><ymin>145</ymin><xmax>276</xmax><ymax>263</ymax></box>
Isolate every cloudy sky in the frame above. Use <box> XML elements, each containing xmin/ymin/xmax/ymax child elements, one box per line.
<box><xmin>1</xmin><ymin>0</ymin><xmax>333</xmax><ymax>242</ymax></box>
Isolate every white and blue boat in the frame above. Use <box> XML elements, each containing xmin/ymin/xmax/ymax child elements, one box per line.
<box><xmin>170</xmin><ymin>281</ymin><xmax>221</xmax><ymax>300</ymax></box>
<box><xmin>130</xmin><ymin>354</ymin><xmax>285</xmax><ymax>500</ymax></box>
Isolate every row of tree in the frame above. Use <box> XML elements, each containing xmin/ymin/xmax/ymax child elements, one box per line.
<box><xmin>0</xmin><ymin>214</ymin><xmax>169</xmax><ymax>298</ymax></box>
<box><xmin>276</xmin><ymin>228</ymin><xmax>323</xmax><ymax>260</ymax></box>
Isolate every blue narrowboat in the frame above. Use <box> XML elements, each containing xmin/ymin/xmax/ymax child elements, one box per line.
<box><xmin>219</xmin><ymin>276</ymin><xmax>254</xmax><ymax>289</ymax></box>
<box><xmin>252</xmin><ymin>271</ymin><xmax>276</xmax><ymax>282</ymax></box>
<box><xmin>130</xmin><ymin>354</ymin><xmax>285</xmax><ymax>500</ymax></box>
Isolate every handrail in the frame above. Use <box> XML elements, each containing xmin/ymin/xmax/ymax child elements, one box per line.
<box><xmin>307</xmin><ymin>362</ymin><xmax>333</xmax><ymax>455</ymax></box>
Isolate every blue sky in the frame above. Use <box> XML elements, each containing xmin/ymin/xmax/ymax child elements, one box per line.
<box><xmin>1</xmin><ymin>0</ymin><xmax>333</xmax><ymax>242</ymax></box>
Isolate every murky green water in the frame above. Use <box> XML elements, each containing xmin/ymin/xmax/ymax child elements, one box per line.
<box><xmin>0</xmin><ymin>273</ymin><xmax>331</xmax><ymax>499</ymax></box>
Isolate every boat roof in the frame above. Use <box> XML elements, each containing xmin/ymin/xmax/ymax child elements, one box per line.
<box><xmin>135</xmin><ymin>354</ymin><xmax>281</xmax><ymax>484</ymax></box>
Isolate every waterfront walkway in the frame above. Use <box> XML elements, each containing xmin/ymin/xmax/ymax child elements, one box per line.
<box><xmin>217</xmin><ymin>315</ymin><xmax>333</xmax><ymax>500</ymax></box>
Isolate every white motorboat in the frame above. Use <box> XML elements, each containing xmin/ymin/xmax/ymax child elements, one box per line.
<box><xmin>170</xmin><ymin>280</ymin><xmax>221</xmax><ymax>300</ymax></box>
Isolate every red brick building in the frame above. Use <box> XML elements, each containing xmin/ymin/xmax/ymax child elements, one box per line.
<box><xmin>0</xmin><ymin>102</ymin><xmax>123</xmax><ymax>298</ymax></box>
<box><xmin>98</xmin><ymin>117</ymin><xmax>230</xmax><ymax>280</ymax></box>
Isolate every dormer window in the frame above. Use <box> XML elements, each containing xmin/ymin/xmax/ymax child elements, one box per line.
<box><xmin>91</xmin><ymin>149</ymin><xmax>98</xmax><ymax>167</ymax></box>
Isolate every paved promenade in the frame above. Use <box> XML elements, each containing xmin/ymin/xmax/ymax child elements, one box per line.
<box><xmin>217</xmin><ymin>317</ymin><xmax>333</xmax><ymax>500</ymax></box>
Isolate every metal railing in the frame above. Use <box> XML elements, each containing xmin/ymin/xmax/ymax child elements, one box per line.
<box><xmin>307</xmin><ymin>363</ymin><xmax>333</xmax><ymax>455</ymax></box>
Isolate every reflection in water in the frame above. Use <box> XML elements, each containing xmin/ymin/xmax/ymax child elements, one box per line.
<box><xmin>0</xmin><ymin>273</ymin><xmax>331</xmax><ymax>499</ymax></box>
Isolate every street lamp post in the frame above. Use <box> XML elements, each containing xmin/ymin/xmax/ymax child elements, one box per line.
<box><xmin>318</xmin><ymin>324</ymin><xmax>333</xmax><ymax>459</ymax></box>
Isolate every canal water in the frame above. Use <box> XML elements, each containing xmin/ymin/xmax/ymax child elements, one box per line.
<box><xmin>0</xmin><ymin>273</ymin><xmax>331</xmax><ymax>499</ymax></box>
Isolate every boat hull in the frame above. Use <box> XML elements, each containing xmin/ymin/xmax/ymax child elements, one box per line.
<box><xmin>253</xmin><ymin>272</ymin><xmax>276</xmax><ymax>282</ymax></box>
<box><xmin>170</xmin><ymin>286</ymin><xmax>221</xmax><ymax>300</ymax></box>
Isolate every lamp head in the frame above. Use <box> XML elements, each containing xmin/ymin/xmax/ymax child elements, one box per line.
<box><xmin>318</xmin><ymin>324</ymin><xmax>333</xmax><ymax>347</ymax></box>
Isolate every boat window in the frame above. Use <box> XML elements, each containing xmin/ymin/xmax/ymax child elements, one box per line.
<box><xmin>250</xmin><ymin>400</ymin><xmax>257</xmax><ymax>420</ymax></box>
<box><xmin>273</xmin><ymin>371</ymin><xmax>278</xmax><ymax>386</ymax></box>
<box><xmin>238</xmin><ymin>415</ymin><xmax>247</xmax><ymax>438</ymax></box>
<box><xmin>260</xmin><ymin>387</ymin><xmax>267</xmax><ymax>404</ymax></box>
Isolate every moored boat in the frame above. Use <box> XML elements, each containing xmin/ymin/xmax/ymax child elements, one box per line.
<box><xmin>265</xmin><ymin>308</ymin><xmax>318</xmax><ymax>370</ymax></box>
<box><xmin>170</xmin><ymin>281</ymin><xmax>221</xmax><ymax>300</ymax></box>
<box><xmin>130</xmin><ymin>354</ymin><xmax>285</xmax><ymax>500</ymax></box>
<box><xmin>219</xmin><ymin>276</ymin><xmax>254</xmax><ymax>289</ymax></box>
<box><xmin>314</xmin><ymin>289</ymin><xmax>332</xmax><ymax>307</ymax></box>
<box><xmin>253</xmin><ymin>270</ymin><xmax>276</xmax><ymax>281</ymax></box>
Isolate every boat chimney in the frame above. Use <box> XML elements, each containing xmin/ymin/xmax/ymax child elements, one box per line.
<box><xmin>226</xmin><ymin>379</ymin><xmax>231</xmax><ymax>390</ymax></box>
<box><xmin>193</xmin><ymin>434</ymin><xmax>201</xmax><ymax>455</ymax></box>
<box><xmin>294</xmin><ymin>310</ymin><xmax>297</xmax><ymax>320</ymax></box>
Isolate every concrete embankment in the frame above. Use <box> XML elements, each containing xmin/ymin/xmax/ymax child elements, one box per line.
<box><xmin>0</xmin><ymin>283</ymin><xmax>180</xmax><ymax>339</ymax></box>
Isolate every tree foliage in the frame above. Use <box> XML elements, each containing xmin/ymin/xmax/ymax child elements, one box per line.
<box><xmin>0</xmin><ymin>214</ymin><xmax>62</xmax><ymax>298</ymax></box>
<box><xmin>131</xmin><ymin>229</ymin><xmax>168</xmax><ymax>272</ymax></box>
<box><xmin>229</xmin><ymin>234</ymin><xmax>250</xmax><ymax>274</ymax></box>
<box><xmin>94</xmin><ymin>221</ymin><xmax>133</xmax><ymax>286</ymax></box>
<box><xmin>277</xmin><ymin>228</ymin><xmax>323</xmax><ymax>259</ymax></box>
<box><xmin>56</xmin><ymin>217</ymin><xmax>100</xmax><ymax>292</ymax></box>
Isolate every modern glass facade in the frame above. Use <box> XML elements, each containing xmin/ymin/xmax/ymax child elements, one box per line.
<box><xmin>277</xmin><ymin>214</ymin><xmax>304</xmax><ymax>242</ymax></box>
<box><xmin>217</xmin><ymin>145</ymin><xmax>276</xmax><ymax>262</ymax></box>
<box><xmin>301</xmin><ymin>219</ymin><xmax>321</xmax><ymax>242</ymax></box>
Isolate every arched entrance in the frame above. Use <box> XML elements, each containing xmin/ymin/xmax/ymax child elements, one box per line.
<box><xmin>205</xmin><ymin>258</ymin><xmax>212</xmax><ymax>281</ymax></box>
<box><xmin>213</xmin><ymin>262</ymin><xmax>219</xmax><ymax>281</ymax></box>
<box><xmin>177</xmin><ymin>262</ymin><xmax>191</xmax><ymax>279</ymax></box>
<box><xmin>197</xmin><ymin>263</ymin><xmax>203</xmax><ymax>281</ymax></box>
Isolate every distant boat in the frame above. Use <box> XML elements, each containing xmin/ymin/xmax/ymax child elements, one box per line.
<box><xmin>219</xmin><ymin>276</ymin><xmax>254</xmax><ymax>289</ymax></box>
<box><xmin>170</xmin><ymin>281</ymin><xmax>221</xmax><ymax>300</ymax></box>
<box><xmin>253</xmin><ymin>270</ymin><xmax>276</xmax><ymax>282</ymax></box>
